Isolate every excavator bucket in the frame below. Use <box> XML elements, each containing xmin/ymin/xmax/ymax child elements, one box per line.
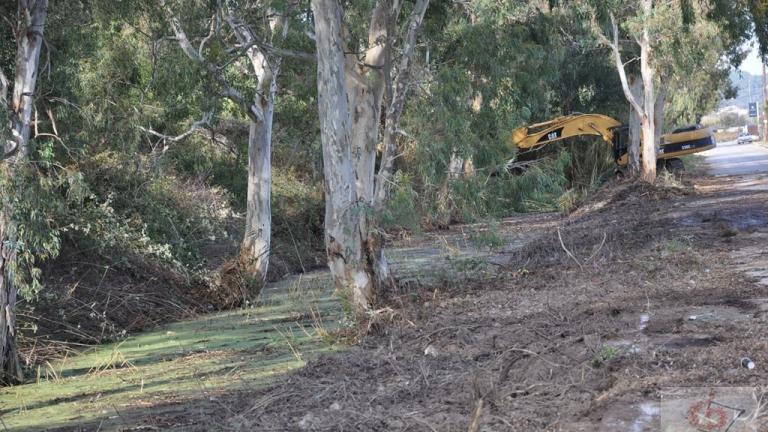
<box><xmin>510</xmin><ymin>127</ymin><xmax>530</xmax><ymax>147</ymax></box>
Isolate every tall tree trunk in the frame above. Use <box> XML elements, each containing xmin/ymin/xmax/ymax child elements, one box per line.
<box><xmin>312</xmin><ymin>0</ymin><xmax>428</xmax><ymax>313</ymax></box>
<box><xmin>605</xmin><ymin>7</ymin><xmax>656</xmax><ymax>182</ymax></box>
<box><xmin>343</xmin><ymin>2</ymin><xmax>390</xmax><ymax>296</ymax></box>
<box><xmin>241</xmin><ymin>100</ymin><xmax>273</xmax><ymax>279</ymax></box>
<box><xmin>346</xmin><ymin>2</ymin><xmax>388</xmax><ymax>203</ymax></box>
<box><xmin>628</xmin><ymin>75</ymin><xmax>643</xmax><ymax>175</ymax></box>
<box><xmin>368</xmin><ymin>0</ymin><xmax>428</xmax><ymax>293</ymax></box>
<box><xmin>0</xmin><ymin>215</ymin><xmax>23</xmax><ymax>385</ymax></box>
<box><xmin>231</xmin><ymin>14</ymin><xmax>284</xmax><ymax>281</ymax></box>
<box><xmin>163</xmin><ymin>2</ymin><xmax>291</xmax><ymax>282</ymax></box>
<box><xmin>609</xmin><ymin>2</ymin><xmax>657</xmax><ymax>183</ymax></box>
<box><xmin>1</xmin><ymin>0</ymin><xmax>48</xmax><ymax>385</ymax></box>
<box><xmin>639</xmin><ymin>0</ymin><xmax>657</xmax><ymax>183</ymax></box>
<box><xmin>312</xmin><ymin>0</ymin><xmax>374</xmax><ymax>313</ymax></box>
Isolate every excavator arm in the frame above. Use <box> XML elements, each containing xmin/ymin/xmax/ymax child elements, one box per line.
<box><xmin>509</xmin><ymin>113</ymin><xmax>622</xmax><ymax>151</ymax></box>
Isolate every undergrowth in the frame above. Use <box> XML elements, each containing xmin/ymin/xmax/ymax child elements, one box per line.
<box><xmin>386</xmin><ymin>140</ymin><xmax>614</xmax><ymax>229</ymax></box>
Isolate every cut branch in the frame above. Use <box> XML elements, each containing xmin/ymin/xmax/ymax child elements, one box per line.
<box><xmin>137</xmin><ymin>111</ymin><xmax>219</xmax><ymax>145</ymax></box>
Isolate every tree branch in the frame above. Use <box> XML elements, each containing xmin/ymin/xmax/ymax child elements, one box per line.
<box><xmin>374</xmin><ymin>0</ymin><xmax>429</xmax><ymax>207</ymax></box>
<box><xmin>198</xmin><ymin>11</ymin><xmax>221</xmax><ymax>58</ymax></box>
<box><xmin>158</xmin><ymin>0</ymin><xmax>262</xmax><ymax>122</ymax></box>
<box><xmin>0</xmin><ymin>67</ymin><xmax>8</xmax><ymax>103</ymax></box>
<box><xmin>623</xmin><ymin>56</ymin><xmax>639</xmax><ymax>68</ymax></box>
<box><xmin>606</xmin><ymin>12</ymin><xmax>645</xmax><ymax>117</ymax></box>
<box><xmin>225</xmin><ymin>14</ymin><xmax>314</xmax><ymax>61</ymax></box>
<box><xmin>138</xmin><ymin>110</ymin><xmax>216</xmax><ymax>144</ymax></box>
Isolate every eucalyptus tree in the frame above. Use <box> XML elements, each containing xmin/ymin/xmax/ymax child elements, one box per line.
<box><xmin>159</xmin><ymin>0</ymin><xmax>312</xmax><ymax>282</ymax></box>
<box><xmin>0</xmin><ymin>0</ymin><xmax>48</xmax><ymax>385</ymax></box>
<box><xmin>593</xmin><ymin>0</ymin><xmax>659</xmax><ymax>182</ymax></box>
<box><xmin>311</xmin><ymin>0</ymin><xmax>429</xmax><ymax>313</ymax></box>
<box><xmin>593</xmin><ymin>0</ymin><xmax>752</xmax><ymax>182</ymax></box>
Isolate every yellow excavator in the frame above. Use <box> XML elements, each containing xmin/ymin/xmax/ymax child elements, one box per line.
<box><xmin>509</xmin><ymin>113</ymin><xmax>716</xmax><ymax>173</ymax></box>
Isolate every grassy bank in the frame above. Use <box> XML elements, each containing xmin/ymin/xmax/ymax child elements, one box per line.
<box><xmin>1</xmin><ymin>272</ymin><xmax>342</xmax><ymax>431</ymax></box>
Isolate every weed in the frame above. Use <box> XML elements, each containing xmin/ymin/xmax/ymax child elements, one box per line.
<box><xmin>468</xmin><ymin>220</ymin><xmax>505</xmax><ymax>250</ymax></box>
<box><xmin>409</xmin><ymin>292</ymin><xmax>421</xmax><ymax>303</ymax></box>
<box><xmin>557</xmin><ymin>189</ymin><xmax>580</xmax><ymax>212</ymax></box>
<box><xmin>287</xmin><ymin>274</ymin><xmax>307</xmax><ymax>307</ymax></box>
<box><xmin>309</xmin><ymin>305</ymin><xmax>332</xmax><ymax>344</ymax></box>
<box><xmin>43</xmin><ymin>361</ymin><xmax>61</xmax><ymax>384</ymax></box>
<box><xmin>15</xmin><ymin>390</ymin><xmax>27</xmax><ymax>413</ymax></box>
<box><xmin>439</xmin><ymin>235</ymin><xmax>461</xmax><ymax>256</ymax></box>
<box><xmin>334</xmin><ymin>285</ymin><xmax>355</xmax><ymax>320</ymax></box>
<box><xmin>662</xmin><ymin>239</ymin><xmax>687</xmax><ymax>254</ymax></box>
<box><xmin>274</xmin><ymin>326</ymin><xmax>303</xmax><ymax>362</ymax></box>
<box><xmin>454</xmin><ymin>257</ymin><xmax>491</xmax><ymax>273</ymax></box>
<box><xmin>87</xmin><ymin>341</ymin><xmax>135</xmax><ymax>376</ymax></box>
<box><xmin>591</xmin><ymin>346</ymin><xmax>619</xmax><ymax>367</ymax></box>
<box><xmin>657</xmin><ymin>168</ymin><xmax>684</xmax><ymax>188</ymax></box>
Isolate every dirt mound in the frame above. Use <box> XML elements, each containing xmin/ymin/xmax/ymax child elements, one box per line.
<box><xmin>223</xmin><ymin>243</ymin><xmax>768</xmax><ymax>431</ymax></box>
<box><xmin>508</xmin><ymin>179</ymin><xmax>694</xmax><ymax>271</ymax></box>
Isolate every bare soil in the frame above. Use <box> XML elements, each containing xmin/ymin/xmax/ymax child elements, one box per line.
<box><xmin>51</xmin><ymin>174</ymin><xmax>768</xmax><ymax>431</ymax></box>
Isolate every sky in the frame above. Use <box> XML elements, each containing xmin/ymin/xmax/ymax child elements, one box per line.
<box><xmin>740</xmin><ymin>41</ymin><xmax>764</xmax><ymax>76</ymax></box>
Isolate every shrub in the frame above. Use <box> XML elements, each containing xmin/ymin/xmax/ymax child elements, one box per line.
<box><xmin>78</xmin><ymin>150</ymin><xmax>233</xmax><ymax>271</ymax></box>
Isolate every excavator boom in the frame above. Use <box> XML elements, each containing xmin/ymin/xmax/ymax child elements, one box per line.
<box><xmin>510</xmin><ymin>114</ymin><xmax>623</xmax><ymax>150</ymax></box>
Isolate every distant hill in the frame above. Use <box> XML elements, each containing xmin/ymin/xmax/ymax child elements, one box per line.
<box><xmin>719</xmin><ymin>70</ymin><xmax>765</xmax><ymax>110</ymax></box>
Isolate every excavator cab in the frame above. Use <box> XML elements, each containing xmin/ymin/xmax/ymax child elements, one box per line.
<box><xmin>610</xmin><ymin>125</ymin><xmax>630</xmax><ymax>164</ymax></box>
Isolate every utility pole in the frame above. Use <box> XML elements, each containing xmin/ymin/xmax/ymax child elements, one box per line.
<box><xmin>748</xmin><ymin>73</ymin><xmax>753</xmax><ymax>134</ymax></box>
<box><xmin>763</xmin><ymin>60</ymin><xmax>767</xmax><ymax>142</ymax></box>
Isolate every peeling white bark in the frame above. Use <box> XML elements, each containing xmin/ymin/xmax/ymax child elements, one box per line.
<box><xmin>607</xmin><ymin>7</ymin><xmax>656</xmax><ymax>182</ymax></box>
<box><xmin>226</xmin><ymin>11</ymin><xmax>286</xmax><ymax>280</ymax></box>
<box><xmin>161</xmin><ymin>0</ymin><xmax>294</xmax><ymax>281</ymax></box>
<box><xmin>639</xmin><ymin>0</ymin><xmax>657</xmax><ymax>182</ymax></box>
<box><xmin>1</xmin><ymin>0</ymin><xmax>48</xmax><ymax>385</ymax></box>
<box><xmin>346</xmin><ymin>1</ymin><xmax>388</xmax><ymax>204</ymax></box>
<box><xmin>628</xmin><ymin>75</ymin><xmax>643</xmax><ymax>175</ymax></box>
<box><xmin>312</xmin><ymin>0</ymin><xmax>373</xmax><ymax>311</ymax></box>
<box><xmin>312</xmin><ymin>0</ymin><xmax>429</xmax><ymax>313</ymax></box>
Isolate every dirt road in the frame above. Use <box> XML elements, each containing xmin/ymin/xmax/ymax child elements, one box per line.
<box><xmin>702</xmin><ymin>138</ymin><xmax>768</xmax><ymax>176</ymax></box>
